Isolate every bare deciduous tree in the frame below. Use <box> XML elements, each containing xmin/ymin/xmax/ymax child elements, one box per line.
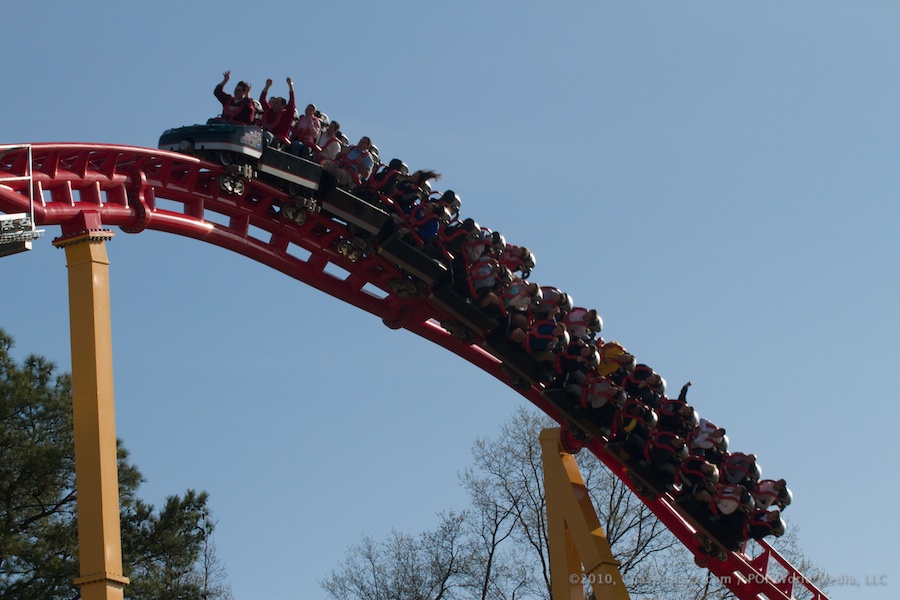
<box><xmin>322</xmin><ymin>406</ymin><xmax>825</xmax><ymax>600</ymax></box>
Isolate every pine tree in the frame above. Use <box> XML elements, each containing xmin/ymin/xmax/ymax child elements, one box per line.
<box><xmin>0</xmin><ymin>328</ymin><xmax>232</xmax><ymax>599</ymax></box>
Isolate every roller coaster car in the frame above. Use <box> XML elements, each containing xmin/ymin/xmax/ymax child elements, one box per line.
<box><xmin>542</xmin><ymin>386</ymin><xmax>745</xmax><ymax>561</ymax></box>
<box><xmin>483</xmin><ymin>336</ymin><xmax>554</xmax><ymax>390</ymax></box>
<box><xmin>314</xmin><ymin>177</ymin><xmax>395</xmax><ymax>263</ymax></box>
<box><xmin>431</xmin><ymin>284</ymin><xmax>499</xmax><ymax>340</ymax></box>
<box><xmin>605</xmin><ymin>441</ymin><xmax>677</xmax><ymax>502</ymax></box>
<box><xmin>257</xmin><ymin>147</ymin><xmax>323</xmax><ymax>197</ymax></box>
<box><xmin>675</xmin><ymin>493</ymin><xmax>744</xmax><ymax>558</ymax></box>
<box><xmin>319</xmin><ymin>179</ymin><xmax>392</xmax><ymax>236</ymax></box>
<box><xmin>159</xmin><ymin>120</ymin><xmax>264</xmax><ymax>165</ymax></box>
<box><xmin>541</xmin><ymin>388</ymin><xmax>611</xmax><ymax>441</ymax></box>
<box><xmin>378</xmin><ymin>230</ymin><xmax>449</xmax><ymax>286</ymax></box>
<box><xmin>606</xmin><ymin>445</ymin><xmax>738</xmax><ymax>560</ymax></box>
<box><xmin>159</xmin><ymin>120</ymin><xmax>324</xmax><ymax>198</ymax></box>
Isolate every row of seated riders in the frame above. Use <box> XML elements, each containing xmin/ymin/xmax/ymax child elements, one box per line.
<box><xmin>217</xmin><ymin>94</ymin><xmax>775</xmax><ymax>543</ymax></box>
<box><xmin>212</xmin><ymin>86</ymin><xmax>793</xmax><ymax>548</ymax></box>
<box><xmin>345</xmin><ymin>160</ymin><xmax>793</xmax><ymax>547</ymax></box>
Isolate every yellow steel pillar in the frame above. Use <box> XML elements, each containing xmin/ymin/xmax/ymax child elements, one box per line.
<box><xmin>540</xmin><ymin>428</ymin><xmax>629</xmax><ymax>600</ymax></box>
<box><xmin>53</xmin><ymin>212</ymin><xmax>129</xmax><ymax>599</ymax></box>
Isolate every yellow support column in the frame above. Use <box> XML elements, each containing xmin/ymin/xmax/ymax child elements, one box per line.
<box><xmin>540</xmin><ymin>428</ymin><xmax>629</xmax><ymax>600</ymax></box>
<box><xmin>54</xmin><ymin>212</ymin><xmax>129</xmax><ymax>599</ymax></box>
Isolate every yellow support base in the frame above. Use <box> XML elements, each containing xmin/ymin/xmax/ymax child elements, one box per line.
<box><xmin>54</xmin><ymin>213</ymin><xmax>128</xmax><ymax>600</ymax></box>
<box><xmin>540</xmin><ymin>428</ymin><xmax>630</xmax><ymax>600</ymax></box>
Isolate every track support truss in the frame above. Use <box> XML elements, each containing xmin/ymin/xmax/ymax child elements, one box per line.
<box><xmin>541</xmin><ymin>428</ymin><xmax>630</xmax><ymax>600</ymax></box>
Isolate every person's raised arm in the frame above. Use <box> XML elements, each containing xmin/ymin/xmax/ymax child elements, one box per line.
<box><xmin>215</xmin><ymin>70</ymin><xmax>232</xmax><ymax>103</ymax></box>
<box><xmin>286</xmin><ymin>77</ymin><xmax>295</xmax><ymax>110</ymax></box>
<box><xmin>260</xmin><ymin>78</ymin><xmax>273</xmax><ymax>109</ymax></box>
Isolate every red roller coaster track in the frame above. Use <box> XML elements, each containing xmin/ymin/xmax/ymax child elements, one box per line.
<box><xmin>0</xmin><ymin>143</ymin><xmax>828</xmax><ymax>600</ymax></box>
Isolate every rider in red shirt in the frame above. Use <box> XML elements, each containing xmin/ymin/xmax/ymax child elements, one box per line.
<box><xmin>259</xmin><ymin>77</ymin><xmax>296</xmax><ymax>146</ymax></box>
<box><xmin>214</xmin><ymin>70</ymin><xmax>256</xmax><ymax>125</ymax></box>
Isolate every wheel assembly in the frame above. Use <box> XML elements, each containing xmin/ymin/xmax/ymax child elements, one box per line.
<box><xmin>336</xmin><ymin>239</ymin><xmax>362</xmax><ymax>262</ymax></box>
<box><xmin>389</xmin><ymin>279</ymin><xmax>417</xmax><ymax>299</ymax></box>
<box><xmin>217</xmin><ymin>174</ymin><xmax>234</xmax><ymax>193</ymax></box>
<box><xmin>217</xmin><ymin>175</ymin><xmax>245</xmax><ymax>196</ymax></box>
<box><xmin>443</xmin><ymin>320</ymin><xmax>474</xmax><ymax>343</ymax></box>
<box><xmin>282</xmin><ymin>204</ymin><xmax>306</xmax><ymax>225</ymax></box>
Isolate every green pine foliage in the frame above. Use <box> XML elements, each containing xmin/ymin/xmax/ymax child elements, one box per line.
<box><xmin>0</xmin><ymin>328</ymin><xmax>229</xmax><ymax>599</ymax></box>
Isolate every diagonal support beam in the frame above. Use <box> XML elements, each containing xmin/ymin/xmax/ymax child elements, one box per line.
<box><xmin>541</xmin><ymin>428</ymin><xmax>630</xmax><ymax>600</ymax></box>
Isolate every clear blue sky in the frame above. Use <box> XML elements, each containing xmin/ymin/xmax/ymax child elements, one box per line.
<box><xmin>2</xmin><ymin>2</ymin><xmax>898</xmax><ymax>598</ymax></box>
